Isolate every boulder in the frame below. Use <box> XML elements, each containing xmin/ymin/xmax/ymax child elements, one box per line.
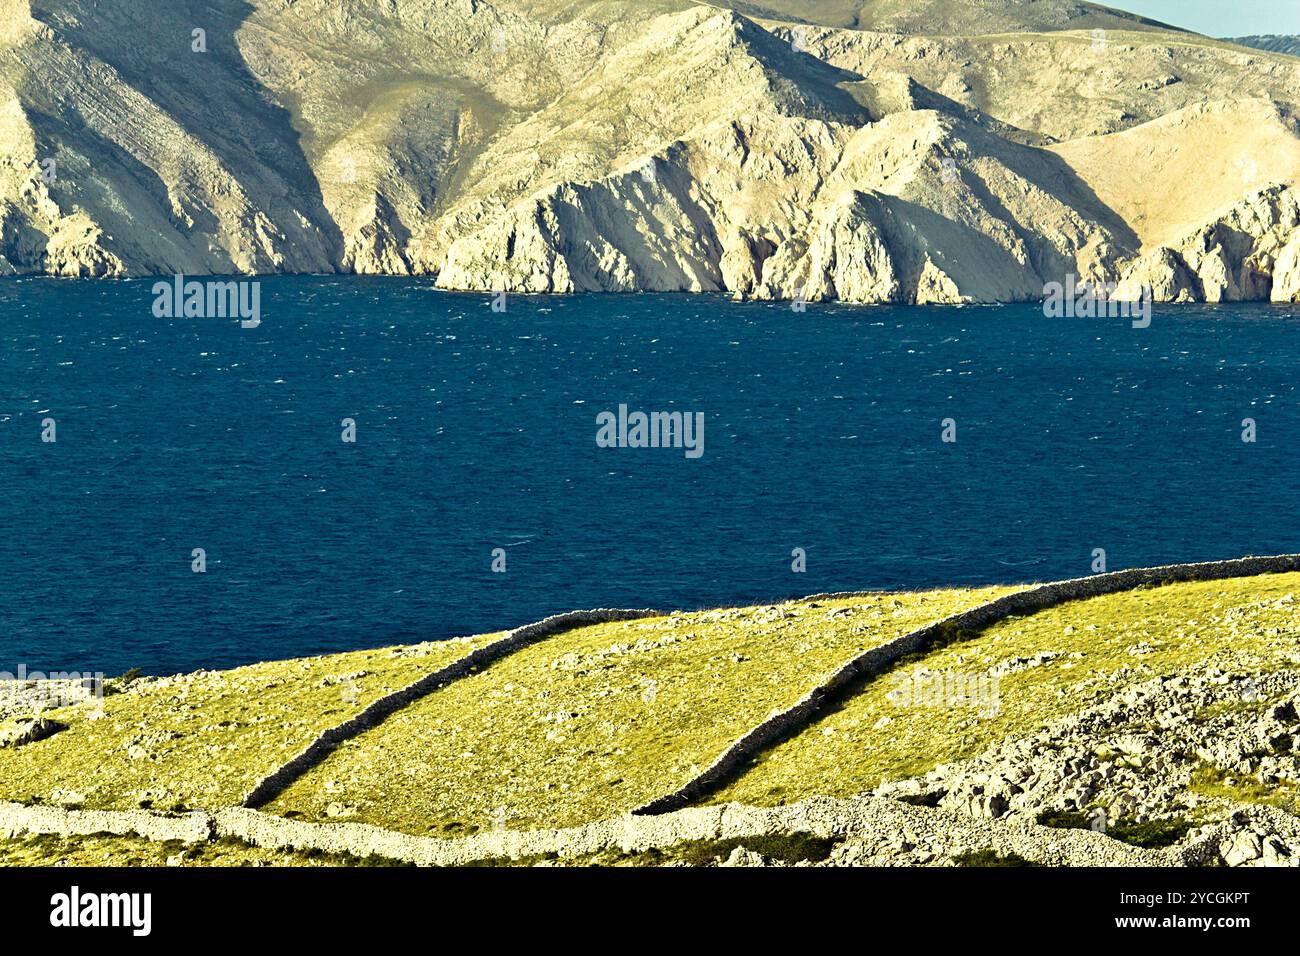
<box><xmin>0</xmin><ymin>717</ymin><xmax>67</xmax><ymax>749</ymax></box>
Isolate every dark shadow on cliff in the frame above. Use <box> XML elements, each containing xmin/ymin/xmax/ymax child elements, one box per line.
<box><xmin>20</xmin><ymin>0</ymin><xmax>343</xmax><ymax>273</ymax></box>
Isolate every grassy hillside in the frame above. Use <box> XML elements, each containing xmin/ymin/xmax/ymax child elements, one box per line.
<box><xmin>4</xmin><ymin>571</ymin><xmax>1300</xmax><ymax>866</ymax></box>
<box><xmin>265</xmin><ymin>587</ymin><xmax>1017</xmax><ymax>833</ymax></box>
<box><xmin>0</xmin><ymin>587</ymin><xmax>1013</xmax><ymax>821</ymax></box>
<box><xmin>0</xmin><ymin>633</ymin><xmax>499</xmax><ymax>811</ymax></box>
<box><xmin>715</xmin><ymin>573</ymin><xmax>1300</xmax><ymax>806</ymax></box>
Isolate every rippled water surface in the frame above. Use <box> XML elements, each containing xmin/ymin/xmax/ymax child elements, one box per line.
<box><xmin>2</xmin><ymin>277</ymin><xmax>1298</xmax><ymax>672</ymax></box>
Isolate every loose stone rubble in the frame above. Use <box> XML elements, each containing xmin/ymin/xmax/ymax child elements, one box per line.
<box><xmin>872</xmin><ymin>660</ymin><xmax>1300</xmax><ymax>867</ymax></box>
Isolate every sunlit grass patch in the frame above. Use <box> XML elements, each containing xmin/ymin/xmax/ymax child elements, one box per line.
<box><xmin>268</xmin><ymin>587</ymin><xmax>1020</xmax><ymax>833</ymax></box>
<box><xmin>952</xmin><ymin>848</ymin><xmax>1039</xmax><ymax>867</ymax></box>
<box><xmin>0</xmin><ymin>635</ymin><xmax>498</xmax><ymax>812</ymax></box>
<box><xmin>713</xmin><ymin>573</ymin><xmax>1300</xmax><ymax>808</ymax></box>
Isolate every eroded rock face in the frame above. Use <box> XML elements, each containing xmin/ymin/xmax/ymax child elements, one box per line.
<box><xmin>1114</xmin><ymin>247</ymin><xmax>1201</xmax><ymax>303</ymax></box>
<box><xmin>0</xmin><ymin>0</ymin><xmax>1298</xmax><ymax>303</ymax></box>
<box><xmin>439</xmin><ymin>106</ymin><xmax>1137</xmax><ymax>304</ymax></box>
<box><xmin>1117</xmin><ymin>186</ymin><xmax>1300</xmax><ymax>303</ymax></box>
<box><xmin>1272</xmin><ymin>232</ymin><xmax>1300</xmax><ymax>302</ymax></box>
<box><xmin>795</xmin><ymin>191</ymin><xmax>904</xmax><ymax>304</ymax></box>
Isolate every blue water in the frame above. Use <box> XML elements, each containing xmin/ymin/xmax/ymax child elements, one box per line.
<box><xmin>2</xmin><ymin>277</ymin><xmax>1299</xmax><ymax>674</ymax></box>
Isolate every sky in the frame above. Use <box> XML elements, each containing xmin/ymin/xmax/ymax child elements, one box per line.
<box><xmin>1112</xmin><ymin>0</ymin><xmax>1300</xmax><ymax>36</ymax></box>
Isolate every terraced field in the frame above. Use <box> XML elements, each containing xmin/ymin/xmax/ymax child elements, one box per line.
<box><xmin>265</xmin><ymin>587</ymin><xmax>1017</xmax><ymax>833</ymax></box>
<box><xmin>4</xmin><ymin>569</ymin><xmax>1300</xmax><ymax>867</ymax></box>
<box><xmin>713</xmin><ymin>574</ymin><xmax>1300</xmax><ymax>807</ymax></box>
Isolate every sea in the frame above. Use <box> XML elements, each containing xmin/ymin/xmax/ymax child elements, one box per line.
<box><xmin>1</xmin><ymin>276</ymin><xmax>1297</xmax><ymax>673</ymax></box>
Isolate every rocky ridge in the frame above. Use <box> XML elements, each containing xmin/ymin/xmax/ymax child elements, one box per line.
<box><xmin>1231</xmin><ymin>36</ymin><xmax>1300</xmax><ymax>59</ymax></box>
<box><xmin>0</xmin><ymin>1</ymin><xmax>1298</xmax><ymax>303</ymax></box>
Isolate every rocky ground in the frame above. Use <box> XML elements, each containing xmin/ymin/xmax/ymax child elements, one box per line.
<box><xmin>690</xmin><ymin>800</ymin><xmax>1300</xmax><ymax>868</ymax></box>
<box><xmin>622</xmin><ymin>658</ymin><xmax>1300</xmax><ymax>867</ymax></box>
<box><xmin>865</xmin><ymin>660</ymin><xmax>1300</xmax><ymax>867</ymax></box>
<box><xmin>0</xmin><ymin>677</ymin><xmax>108</xmax><ymax>722</ymax></box>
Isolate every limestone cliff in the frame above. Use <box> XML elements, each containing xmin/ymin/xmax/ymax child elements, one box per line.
<box><xmin>1115</xmin><ymin>185</ymin><xmax>1300</xmax><ymax>303</ymax></box>
<box><xmin>1</xmin><ymin>0</ymin><xmax>1299</xmax><ymax>304</ymax></box>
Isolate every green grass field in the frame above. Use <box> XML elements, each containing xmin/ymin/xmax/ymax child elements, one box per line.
<box><xmin>266</xmin><ymin>587</ymin><xmax>1018</xmax><ymax>833</ymax></box>
<box><xmin>0</xmin><ymin>634</ymin><xmax>497</xmax><ymax>811</ymax></box>
<box><xmin>713</xmin><ymin>574</ymin><xmax>1300</xmax><ymax>807</ymax></box>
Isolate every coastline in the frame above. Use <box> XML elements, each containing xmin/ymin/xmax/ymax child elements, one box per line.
<box><xmin>5</xmin><ymin>271</ymin><xmax>1300</xmax><ymax>309</ymax></box>
<box><xmin>4</xmin><ymin>556</ymin><xmax>1300</xmax><ymax>867</ymax></box>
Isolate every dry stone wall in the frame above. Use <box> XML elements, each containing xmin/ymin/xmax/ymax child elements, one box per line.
<box><xmin>0</xmin><ymin>801</ymin><xmax>211</xmax><ymax>844</ymax></box>
<box><xmin>0</xmin><ymin>795</ymin><xmax>1172</xmax><ymax>867</ymax></box>
<box><xmin>241</xmin><ymin>608</ymin><xmax>660</xmax><ymax>807</ymax></box>
<box><xmin>635</xmin><ymin>554</ymin><xmax>1300</xmax><ymax>814</ymax></box>
<box><xmin>7</xmin><ymin>557</ymin><xmax>1300</xmax><ymax>866</ymax></box>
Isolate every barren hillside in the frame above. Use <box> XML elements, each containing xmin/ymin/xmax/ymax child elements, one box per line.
<box><xmin>1</xmin><ymin>0</ymin><xmax>1298</xmax><ymax>303</ymax></box>
<box><xmin>1231</xmin><ymin>35</ymin><xmax>1300</xmax><ymax>58</ymax></box>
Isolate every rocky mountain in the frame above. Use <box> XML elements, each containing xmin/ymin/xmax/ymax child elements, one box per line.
<box><xmin>720</xmin><ymin>0</ymin><xmax>1185</xmax><ymax>35</ymax></box>
<box><xmin>1231</xmin><ymin>35</ymin><xmax>1300</xmax><ymax>58</ymax></box>
<box><xmin>2</xmin><ymin>0</ymin><xmax>1299</xmax><ymax>303</ymax></box>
